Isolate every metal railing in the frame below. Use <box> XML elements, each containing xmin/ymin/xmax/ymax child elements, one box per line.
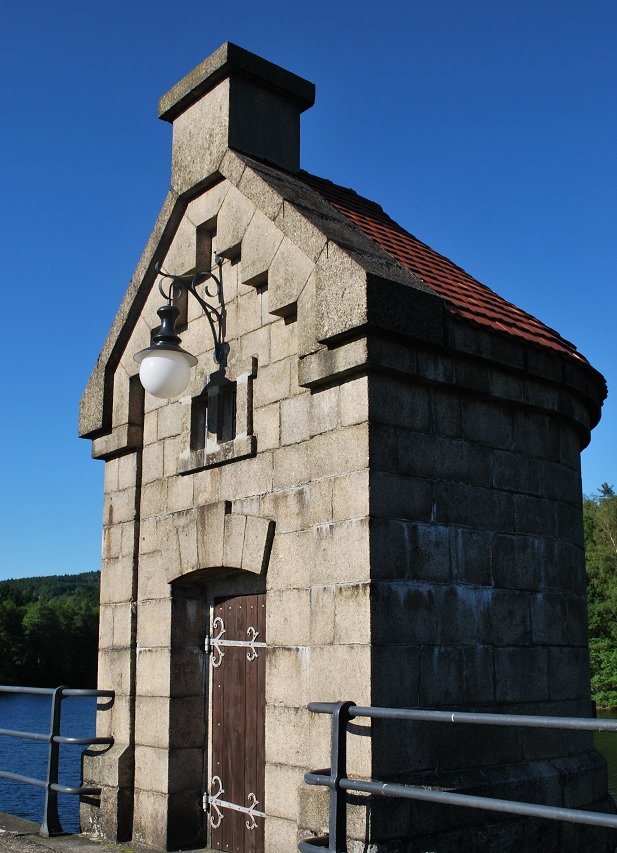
<box><xmin>299</xmin><ymin>701</ymin><xmax>617</xmax><ymax>852</ymax></box>
<box><xmin>0</xmin><ymin>685</ymin><xmax>114</xmax><ymax>836</ymax></box>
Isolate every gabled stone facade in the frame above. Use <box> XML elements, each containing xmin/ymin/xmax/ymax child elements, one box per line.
<box><xmin>80</xmin><ymin>43</ymin><xmax>612</xmax><ymax>853</ymax></box>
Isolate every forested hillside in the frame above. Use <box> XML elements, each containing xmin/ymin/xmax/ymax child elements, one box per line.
<box><xmin>585</xmin><ymin>484</ymin><xmax>617</xmax><ymax>708</ymax></box>
<box><xmin>0</xmin><ymin>572</ymin><xmax>99</xmax><ymax>687</ymax></box>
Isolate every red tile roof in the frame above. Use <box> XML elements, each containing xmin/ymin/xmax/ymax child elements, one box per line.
<box><xmin>299</xmin><ymin>171</ymin><xmax>584</xmax><ymax>362</ymax></box>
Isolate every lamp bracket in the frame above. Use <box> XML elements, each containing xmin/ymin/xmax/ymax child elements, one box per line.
<box><xmin>154</xmin><ymin>255</ymin><xmax>225</xmax><ymax>363</ymax></box>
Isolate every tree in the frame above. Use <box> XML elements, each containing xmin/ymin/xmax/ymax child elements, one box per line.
<box><xmin>585</xmin><ymin>485</ymin><xmax>617</xmax><ymax>707</ymax></box>
<box><xmin>0</xmin><ymin>572</ymin><xmax>99</xmax><ymax>687</ymax></box>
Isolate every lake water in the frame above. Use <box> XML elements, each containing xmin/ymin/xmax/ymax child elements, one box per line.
<box><xmin>0</xmin><ymin>692</ymin><xmax>98</xmax><ymax>834</ymax></box>
<box><xmin>0</xmin><ymin>695</ymin><xmax>616</xmax><ymax>835</ymax></box>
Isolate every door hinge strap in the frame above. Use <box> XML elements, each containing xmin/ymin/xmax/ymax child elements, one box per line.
<box><xmin>205</xmin><ymin>617</ymin><xmax>266</xmax><ymax>667</ymax></box>
<box><xmin>204</xmin><ymin>776</ymin><xmax>264</xmax><ymax>830</ymax></box>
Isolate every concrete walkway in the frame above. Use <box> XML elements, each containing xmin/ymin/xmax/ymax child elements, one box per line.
<box><xmin>0</xmin><ymin>813</ymin><xmax>213</xmax><ymax>853</ymax></box>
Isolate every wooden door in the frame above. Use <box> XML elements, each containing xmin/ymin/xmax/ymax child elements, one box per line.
<box><xmin>207</xmin><ymin>593</ymin><xmax>266</xmax><ymax>853</ymax></box>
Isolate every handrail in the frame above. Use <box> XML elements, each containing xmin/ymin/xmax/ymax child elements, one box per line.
<box><xmin>0</xmin><ymin>684</ymin><xmax>114</xmax><ymax>836</ymax></box>
<box><xmin>300</xmin><ymin>701</ymin><xmax>617</xmax><ymax>853</ymax></box>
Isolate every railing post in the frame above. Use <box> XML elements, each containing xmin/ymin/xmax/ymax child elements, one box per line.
<box><xmin>40</xmin><ymin>686</ymin><xmax>64</xmax><ymax>836</ymax></box>
<box><xmin>328</xmin><ymin>701</ymin><xmax>354</xmax><ymax>853</ymax></box>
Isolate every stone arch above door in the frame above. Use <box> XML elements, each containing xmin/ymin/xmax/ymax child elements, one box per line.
<box><xmin>163</xmin><ymin>501</ymin><xmax>275</xmax><ymax>583</ymax></box>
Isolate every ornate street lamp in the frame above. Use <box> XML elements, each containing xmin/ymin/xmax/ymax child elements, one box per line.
<box><xmin>134</xmin><ymin>257</ymin><xmax>224</xmax><ymax>398</ymax></box>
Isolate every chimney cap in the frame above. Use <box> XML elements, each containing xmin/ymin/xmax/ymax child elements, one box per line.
<box><xmin>158</xmin><ymin>42</ymin><xmax>316</xmax><ymax>123</ymax></box>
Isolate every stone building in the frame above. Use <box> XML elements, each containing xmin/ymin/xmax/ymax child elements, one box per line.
<box><xmin>79</xmin><ymin>43</ymin><xmax>612</xmax><ymax>853</ymax></box>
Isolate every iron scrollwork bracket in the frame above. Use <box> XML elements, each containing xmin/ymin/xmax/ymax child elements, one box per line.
<box><xmin>155</xmin><ymin>255</ymin><xmax>225</xmax><ymax>363</ymax></box>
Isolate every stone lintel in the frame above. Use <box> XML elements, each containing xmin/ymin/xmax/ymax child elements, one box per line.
<box><xmin>164</xmin><ymin>501</ymin><xmax>274</xmax><ymax>582</ymax></box>
<box><xmin>158</xmin><ymin>42</ymin><xmax>315</xmax><ymax>124</ymax></box>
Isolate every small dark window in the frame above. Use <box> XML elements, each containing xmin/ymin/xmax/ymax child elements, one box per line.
<box><xmin>214</xmin><ymin>381</ymin><xmax>237</xmax><ymax>444</ymax></box>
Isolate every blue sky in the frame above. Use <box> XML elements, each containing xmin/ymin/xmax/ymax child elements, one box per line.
<box><xmin>1</xmin><ymin>1</ymin><xmax>615</xmax><ymax>580</ymax></box>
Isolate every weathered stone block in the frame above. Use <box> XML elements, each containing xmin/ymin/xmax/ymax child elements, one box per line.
<box><xmin>370</xmin><ymin>377</ymin><xmax>430</xmax><ymax>432</ymax></box>
<box><xmin>235</xmin><ymin>288</ymin><xmax>263</xmax><ymax>337</ymax></box>
<box><xmin>267</xmin><ymin>647</ymin><xmax>311</xmax><ymax>707</ymax></box>
<box><xmin>462</xmin><ymin>399</ymin><xmax>513</xmax><ymax>448</ymax></box>
<box><xmin>270</xmin><ymin>317</ymin><xmax>297</xmax><ymax>362</ymax></box>
<box><xmin>134</xmin><ymin>745</ymin><xmax>169</xmax><ymax>794</ymax></box>
<box><xmin>495</xmin><ymin>647</ymin><xmax>550</xmax><ymax>703</ymax></box>
<box><xmin>530</xmin><ymin>591</ymin><xmax>570</xmax><ymax>645</ymax></box>
<box><xmin>308</xmin><ymin>644</ymin><xmax>371</xmax><ymax>704</ymax></box>
<box><xmin>166</xmin><ymin>474</ymin><xmax>194</xmax><ymax>513</ymax></box>
<box><xmin>281</xmin><ymin>393</ymin><xmax>311</xmax><ymax>445</ymax></box>
<box><xmin>408</xmin><ymin>523</ymin><xmax>451</xmax><ymax>582</ymax></box>
<box><xmin>136</xmin><ymin>599</ymin><xmax>172</xmax><ymax>648</ymax></box>
<box><xmin>268</xmin><ymin>237</ymin><xmax>314</xmax><ymax>317</ymax></box>
<box><xmin>253</xmin><ymin>401</ymin><xmax>280</xmax><ymax>450</ymax></box>
<box><xmin>223</xmin><ymin>512</ymin><xmax>246</xmax><ymax>567</ymax></box>
<box><xmin>420</xmin><ymin>645</ymin><xmax>462</xmax><ymax>707</ymax></box>
<box><xmin>310</xmin><ymin>385</ymin><xmax>339</xmax><ymax>436</ymax></box>
<box><xmin>100</xmin><ymin>556</ymin><xmax>135</xmax><ymax>605</ymax></box>
<box><xmin>112</xmin><ymin>602</ymin><xmax>134</xmax><ymax>648</ymax></box>
<box><xmin>492</xmin><ymin>533</ymin><xmax>542</xmax><ymax>590</ymax></box>
<box><xmin>254</xmin><ymin>357</ymin><xmax>291</xmax><ymax>408</ymax></box>
<box><xmin>218</xmin><ymin>452</ymin><xmax>273</xmax><ymax>500</ymax></box>
<box><xmin>243</xmin><ymin>514</ymin><xmax>275</xmax><ymax>574</ymax></box>
<box><xmin>240</xmin><ymin>209</ymin><xmax>283</xmax><ymax>286</ymax></box>
<box><xmin>98</xmin><ymin>605</ymin><xmax>114</xmax><ymax>650</ymax></box>
<box><xmin>371</xmin><ymin>472</ymin><xmax>433</xmax><ymax>522</ymax></box>
<box><xmin>117</xmin><ymin>453</ymin><xmax>139</xmax><ymax>491</ymax></box>
<box><xmin>433</xmin><ymin>585</ymin><xmax>480</xmax><ymax>644</ymax></box>
<box><xmin>333</xmin><ymin>469</ymin><xmax>369</xmax><ymax>521</ymax></box>
<box><xmin>267</xmin><ymin>478</ymin><xmax>334</xmax><ymax>533</ymax></box>
<box><xmin>265</xmin><ymin>815</ymin><xmax>299</xmax><ymax>853</ymax></box>
<box><xmin>140</xmin><ymin>480</ymin><xmax>168</xmax><ymax>519</ymax></box>
<box><xmin>434</xmin><ymin>482</ymin><xmax>513</xmax><ymax>532</ymax></box>
<box><xmin>157</xmin><ymin>401</ymin><xmax>184</xmax><ymax>441</ymax></box>
<box><xmin>549</xmin><ymin>647</ymin><xmax>590</xmax><ymax>700</ymax></box>
<box><xmin>338</xmin><ymin>376</ymin><xmax>368</xmax><ymax>426</ymax></box>
<box><xmin>309</xmin><ymin>585</ymin><xmax>335</xmax><ymax>645</ymax></box>
<box><xmin>102</xmin><ymin>524</ymin><xmax>122</xmax><ymax>560</ymax></box>
<box><xmin>240</xmin><ymin>324</ymin><xmax>271</xmax><ymax>365</ymax></box>
<box><xmin>430</xmin><ymin>387</ymin><xmax>462</xmax><ymax>437</ymax></box>
<box><xmin>478</xmin><ymin>588</ymin><xmax>531</xmax><ymax>646</ymax></box>
<box><xmin>266</xmin><ymin>705</ymin><xmax>309</xmax><ymax>767</ymax></box>
<box><xmin>265</xmin><ymin>762</ymin><xmax>302</xmax><ymax>821</ymax></box>
<box><xmin>98</xmin><ymin>649</ymin><xmax>133</xmax><ymax>696</ymax></box>
<box><xmin>186</xmin><ymin>179</ymin><xmax>229</xmax><ymax>228</ymax></box>
<box><xmin>513</xmin><ymin>410</ymin><xmax>561</xmax><ymax>462</ymax></box>
<box><xmin>196</xmin><ymin>500</ymin><xmax>228</xmax><ymax>568</ymax></box>
<box><xmin>493</xmin><ymin>448</ymin><xmax>542</xmax><ymax>494</ymax></box>
<box><xmin>136</xmin><ymin>648</ymin><xmax>171</xmax><ymax>697</ymax></box>
<box><xmin>215</xmin><ymin>183</ymin><xmax>257</xmax><ymax>258</ymax></box>
<box><xmin>334</xmin><ymin>582</ymin><xmax>371</xmax><ymax>645</ymax></box>
<box><xmin>556</xmin><ymin>500</ymin><xmax>585</xmax><ymax>546</ymax></box>
<box><xmin>142</xmin><ymin>442</ymin><xmax>164</xmax><ymax>485</ymax></box>
<box><xmin>138</xmin><ymin>551</ymin><xmax>171</xmax><ymax>600</ymax></box>
<box><xmin>372</xmin><ymin>582</ymin><xmax>436</xmax><ymax>646</ymax></box>
<box><xmin>267</xmin><ymin>528</ymin><xmax>313</xmax><ymax>590</ymax></box>
<box><xmin>105</xmin><ymin>487</ymin><xmax>138</xmax><ymax>525</ymax></box>
<box><xmin>267</xmin><ymin>588</ymin><xmax>311</xmax><ymax>646</ymax></box>
<box><xmin>312</xmin><ymin>518</ymin><xmax>371</xmax><ymax>585</ymax></box>
<box><xmin>514</xmin><ymin>493</ymin><xmax>556</xmax><ymax>536</ymax></box>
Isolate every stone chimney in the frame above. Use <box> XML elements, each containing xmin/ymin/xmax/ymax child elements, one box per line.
<box><xmin>158</xmin><ymin>42</ymin><xmax>315</xmax><ymax>194</ymax></box>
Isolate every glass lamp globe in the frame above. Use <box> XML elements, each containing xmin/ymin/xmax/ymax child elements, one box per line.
<box><xmin>136</xmin><ymin>349</ymin><xmax>196</xmax><ymax>399</ymax></box>
<box><xmin>134</xmin><ymin>302</ymin><xmax>198</xmax><ymax>399</ymax></box>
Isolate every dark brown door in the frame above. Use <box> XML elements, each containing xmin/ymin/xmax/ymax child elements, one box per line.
<box><xmin>208</xmin><ymin>593</ymin><xmax>266</xmax><ymax>853</ymax></box>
